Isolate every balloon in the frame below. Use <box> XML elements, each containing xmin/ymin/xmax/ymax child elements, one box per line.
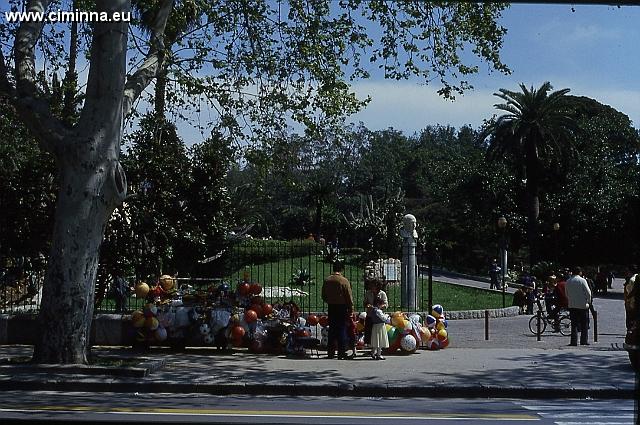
<box><xmin>232</xmin><ymin>336</ymin><xmax>244</xmax><ymax>347</ymax></box>
<box><xmin>244</xmin><ymin>309</ymin><xmax>258</xmax><ymax>323</ymax></box>
<box><xmin>391</xmin><ymin>314</ymin><xmax>405</xmax><ymax>329</ymax></box>
<box><xmin>250</xmin><ymin>304</ymin><xmax>263</xmax><ymax>318</ymax></box>
<box><xmin>131</xmin><ymin>311</ymin><xmax>146</xmax><ymax>328</ymax></box>
<box><xmin>135</xmin><ymin>282</ymin><xmax>150</xmax><ymax>298</ymax></box>
<box><xmin>159</xmin><ymin>275</ymin><xmax>174</xmax><ymax>291</ymax></box>
<box><xmin>356</xmin><ymin>322</ymin><xmax>365</xmax><ymax>333</ymax></box>
<box><xmin>250</xmin><ymin>283</ymin><xmax>262</xmax><ymax>295</ymax></box>
<box><xmin>238</xmin><ymin>282</ymin><xmax>251</xmax><ymax>296</ymax></box>
<box><xmin>143</xmin><ymin>303</ymin><xmax>157</xmax><ymax>317</ymax></box>
<box><xmin>437</xmin><ymin>329</ymin><xmax>448</xmax><ymax>341</ymax></box>
<box><xmin>436</xmin><ymin>321</ymin><xmax>445</xmax><ymax>331</ymax></box>
<box><xmin>432</xmin><ymin>304</ymin><xmax>444</xmax><ymax>318</ymax></box>
<box><xmin>440</xmin><ymin>337</ymin><xmax>450</xmax><ymax>348</ymax></box>
<box><xmin>425</xmin><ymin>338</ymin><xmax>440</xmax><ymax>350</ymax></box>
<box><xmin>262</xmin><ymin>303</ymin><xmax>273</xmax><ymax>316</ymax></box>
<box><xmin>203</xmin><ymin>333</ymin><xmax>214</xmax><ymax>344</ymax></box>
<box><xmin>199</xmin><ymin>323</ymin><xmax>211</xmax><ymax>335</ymax></box>
<box><xmin>400</xmin><ymin>334</ymin><xmax>417</xmax><ymax>352</ymax></box>
<box><xmin>154</xmin><ymin>327</ymin><xmax>167</xmax><ymax>341</ymax></box>
<box><xmin>425</xmin><ymin>315</ymin><xmax>437</xmax><ymax>328</ymax></box>
<box><xmin>403</xmin><ymin>319</ymin><xmax>412</xmax><ymax>330</ymax></box>
<box><xmin>145</xmin><ymin>317</ymin><xmax>159</xmax><ymax>330</ymax></box>
<box><xmin>387</xmin><ymin>326</ymin><xmax>399</xmax><ymax>341</ymax></box>
<box><xmin>318</xmin><ymin>316</ymin><xmax>329</xmax><ymax>327</ymax></box>
<box><xmin>231</xmin><ymin>325</ymin><xmax>246</xmax><ymax>339</ymax></box>
<box><xmin>306</xmin><ymin>314</ymin><xmax>319</xmax><ymax>326</ymax></box>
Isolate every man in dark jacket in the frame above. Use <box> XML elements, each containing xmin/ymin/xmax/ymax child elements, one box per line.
<box><xmin>322</xmin><ymin>261</ymin><xmax>354</xmax><ymax>359</ymax></box>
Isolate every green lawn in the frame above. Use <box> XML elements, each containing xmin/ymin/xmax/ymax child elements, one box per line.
<box><xmin>97</xmin><ymin>255</ymin><xmax>507</xmax><ymax>314</ymax></box>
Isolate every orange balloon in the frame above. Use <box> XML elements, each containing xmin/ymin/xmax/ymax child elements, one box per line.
<box><xmin>244</xmin><ymin>309</ymin><xmax>258</xmax><ymax>323</ymax></box>
<box><xmin>306</xmin><ymin>314</ymin><xmax>319</xmax><ymax>326</ymax></box>
<box><xmin>251</xmin><ymin>303</ymin><xmax>263</xmax><ymax>318</ymax></box>
<box><xmin>231</xmin><ymin>325</ymin><xmax>246</xmax><ymax>339</ymax></box>
<box><xmin>238</xmin><ymin>282</ymin><xmax>250</xmax><ymax>296</ymax></box>
<box><xmin>250</xmin><ymin>283</ymin><xmax>262</xmax><ymax>295</ymax></box>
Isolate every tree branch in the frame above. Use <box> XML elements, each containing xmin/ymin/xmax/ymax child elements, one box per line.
<box><xmin>122</xmin><ymin>0</ymin><xmax>175</xmax><ymax>118</ymax></box>
<box><xmin>9</xmin><ymin>0</ymin><xmax>68</xmax><ymax>149</ymax></box>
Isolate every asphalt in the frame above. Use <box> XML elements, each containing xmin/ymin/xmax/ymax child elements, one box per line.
<box><xmin>0</xmin><ymin>278</ymin><xmax>637</xmax><ymax>400</ymax></box>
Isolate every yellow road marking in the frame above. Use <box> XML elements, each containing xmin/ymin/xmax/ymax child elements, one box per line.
<box><xmin>0</xmin><ymin>405</ymin><xmax>539</xmax><ymax>421</ymax></box>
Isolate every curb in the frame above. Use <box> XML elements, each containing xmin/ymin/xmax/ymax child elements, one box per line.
<box><xmin>0</xmin><ymin>378</ymin><xmax>635</xmax><ymax>399</ymax></box>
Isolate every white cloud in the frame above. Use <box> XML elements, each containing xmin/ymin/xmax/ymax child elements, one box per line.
<box><xmin>347</xmin><ymin>80</ymin><xmax>640</xmax><ymax>134</ymax></box>
<box><xmin>348</xmin><ymin>81</ymin><xmax>503</xmax><ymax>134</ymax></box>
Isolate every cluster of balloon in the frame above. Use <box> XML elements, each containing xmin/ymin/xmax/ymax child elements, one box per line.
<box><xmin>385</xmin><ymin>311</ymin><xmax>421</xmax><ymax>354</ymax></box>
<box><xmin>420</xmin><ymin>304</ymin><xmax>449</xmax><ymax>350</ymax></box>
<box><xmin>314</xmin><ymin>314</ymin><xmax>330</xmax><ymax>347</ymax></box>
<box><xmin>131</xmin><ymin>302</ymin><xmax>167</xmax><ymax>343</ymax></box>
<box><xmin>138</xmin><ymin>275</ymin><xmax>176</xmax><ymax>303</ymax></box>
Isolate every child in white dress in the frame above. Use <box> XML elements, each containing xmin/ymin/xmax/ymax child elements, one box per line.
<box><xmin>369</xmin><ymin>298</ymin><xmax>390</xmax><ymax>360</ymax></box>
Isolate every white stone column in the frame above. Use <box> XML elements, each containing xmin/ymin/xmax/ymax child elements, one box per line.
<box><xmin>400</xmin><ymin>214</ymin><xmax>418</xmax><ymax>311</ymax></box>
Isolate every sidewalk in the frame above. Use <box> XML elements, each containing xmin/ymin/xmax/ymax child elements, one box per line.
<box><xmin>0</xmin><ymin>281</ymin><xmax>634</xmax><ymax>399</ymax></box>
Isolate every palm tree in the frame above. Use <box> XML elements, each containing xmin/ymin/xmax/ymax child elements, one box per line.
<box><xmin>480</xmin><ymin>82</ymin><xmax>576</xmax><ymax>268</ymax></box>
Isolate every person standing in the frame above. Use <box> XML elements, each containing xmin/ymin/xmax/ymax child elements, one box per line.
<box><xmin>322</xmin><ymin>261</ymin><xmax>354</xmax><ymax>359</ymax></box>
<box><xmin>369</xmin><ymin>298</ymin><xmax>391</xmax><ymax>360</ymax></box>
<box><xmin>489</xmin><ymin>259</ymin><xmax>501</xmax><ymax>290</ymax></box>
<box><xmin>363</xmin><ymin>278</ymin><xmax>388</xmax><ymax>346</ymax></box>
<box><xmin>566</xmin><ymin>266</ymin><xmax>592</xmax><ymax>346</ymax></box>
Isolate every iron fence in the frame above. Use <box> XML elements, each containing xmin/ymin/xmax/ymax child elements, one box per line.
<box><xmin>2</xmin><ymin>241</ymin><xmax>436</xmax><ymax>315</ymax></box>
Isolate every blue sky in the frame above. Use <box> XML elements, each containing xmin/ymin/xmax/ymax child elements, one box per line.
<box><xmin>349</xmin><ymin>3</ymin><xmax>640</xmax><ymax>134</ymax></box>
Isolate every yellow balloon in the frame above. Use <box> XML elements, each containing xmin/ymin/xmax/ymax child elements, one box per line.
<box><xmin>436</xmin><ymin>321</ymin><xmax>445</xmax><ymax>331</ymax></box>
<box><xmin>135</xmin><ymin>282</ymin><xmax>149</xmax><ymax>298</ymax></box>
<box><xmin>385</xmin><ymin>324</ymin><xmax>393</xmax><ymax>332</ymax></box>
<box><xmin>391</xmin><ymin>315</ymin><xmax>405</xmax><ymax>329</ymax></box>
<box><xmin>159</xmin><ymin>275</ymin><xmax>174</xmax><ymax>291</ymax></box>
<box><xmin>437</xmin><ymin>329</ymin><xmax>448</xmax><ymax>341</ymax></box>
<box><xmin>356</xmin><ymin>322</ymin><xmax>365</xmax><ymax>333</ymax></box>
<box><xmin>131</xmin><ymin>311</ymin><xmax>146</xmax><ymax>328</ymax></box>
<box><xmin>145</xmin><ymin>317</ymin><xmax>159</xmax><ymax>330</ymax></box>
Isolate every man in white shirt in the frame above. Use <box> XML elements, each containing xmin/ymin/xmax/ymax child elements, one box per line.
<box><xmin>566</xmin><ymin>266</ymin><xmax>592</xmax><ymax>346</ymax></box>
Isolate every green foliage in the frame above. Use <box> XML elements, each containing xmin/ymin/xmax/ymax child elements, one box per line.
<box><xmin>0</xmin><ymin>100</ymin><xmax>56</xmax><ymax>260</ymax></box>
<box><xmin>480</xmin><ymin>82</ymin><xmax>577</xmax><ymax>266</ymax></box>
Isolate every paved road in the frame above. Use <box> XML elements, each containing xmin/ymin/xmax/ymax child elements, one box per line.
<box><xmin>0</xmin><ymin>392</ymin><xmax>634</xmax><ymax>424</ymax></box>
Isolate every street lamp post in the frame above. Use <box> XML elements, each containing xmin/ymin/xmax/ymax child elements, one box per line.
<box><xmin>553</xmin><ymin>222</ymin><xmax>560</xmax><ymax>265</ymax></box>
<box><xmin>497</xmin><ymin>216</ymin><xmax>508</xmax><ymax>308</ymax></box>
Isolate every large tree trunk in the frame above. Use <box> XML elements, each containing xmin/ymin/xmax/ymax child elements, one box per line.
<box><xmin>32</xmin><ymin>150</ymin><xmax>124</xmax><ymax>363</ymax></box>
<box><xmin>31</xmin><ymin>0</ymin><xmax>129</xmax><ymax>364</ymax></box>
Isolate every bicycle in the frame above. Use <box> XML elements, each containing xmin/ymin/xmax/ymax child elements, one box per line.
<box><xmin>528</xmin><ymin>296</ymin><xmax>571</xmax><ymax>336</ymax></box>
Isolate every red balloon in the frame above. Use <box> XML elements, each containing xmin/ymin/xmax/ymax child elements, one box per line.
<box><xmin>250</xmin><ymin>283</ymin><xmax>262</xmax><ymax>295</ymax></box>
<box><xmin>238</xmin><ymin>282</ymin><xmax>250</xmax><ymax>296</ymax></box>
<box><xmin>231</xmin><ymin>325</ymin><xmax>246</xmax><ymax>339</ymax></box>
<box><xmin>307</xmin><ymin>314</ymin><xmax>319</xmax><ymax>326</ymax></box>
<box><xmin>251</xmin><ymin>296</ymin><xmax>264</xmax><ymax>305</ymax></box>
<box><xmin>232</xmin><ymin>336</ymin><xmax>244</xmax><ymax>347</ymax></box>
<box><xmin>262</xmin><ymin>303</ymin><xmax>273</xmax><ymax>316</ymax></box>
<box><xmin>318</xmin><ymin>316</ymin><xmax>329</xmax><ymax>327</ymax></box>
<box><xmin>244</xmin><ymin>309</ymin><xmax>258</xmax><ymax>323</ymax></box>
<box><xmin>251</xmin><ymin>303</ymin><xmax>263</xmax><ymax>318</ymax></box>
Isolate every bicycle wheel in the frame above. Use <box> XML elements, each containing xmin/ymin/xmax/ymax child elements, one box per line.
<box><xmin>558</xmin><ymin>316</ymin><xmax>571</xmax><ymax>336</ymax></box>
<box><xmin>529</xmin><ymin>315</ymin><xmax>547</xmax><ymax>335</ymax></box>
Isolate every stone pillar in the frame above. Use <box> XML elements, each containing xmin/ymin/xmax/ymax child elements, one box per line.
<box><xmin>400</xmin><ymin>214</ymin><xmax>418</xmax><ymax>311</ymax></box>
